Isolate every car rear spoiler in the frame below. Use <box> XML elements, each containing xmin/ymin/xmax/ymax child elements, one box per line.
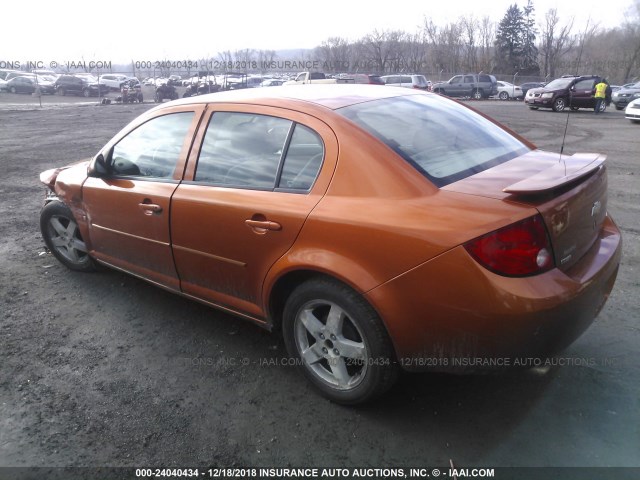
<box><xmin>503</xmin><ymin>153</ymin><xmax>606</xmax><ymax>194</ymax></box>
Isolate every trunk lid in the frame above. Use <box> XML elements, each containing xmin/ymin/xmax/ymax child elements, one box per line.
<box><xmin>443</xmin><ymin>150</ymin><xmax>608</xmax><ymax>272</ymax></box>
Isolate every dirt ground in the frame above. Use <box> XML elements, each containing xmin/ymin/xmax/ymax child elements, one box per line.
<box><xmin>0</xmin><ymin>96</ymin><xmax>638</xmax><ymax>476</ymax></box>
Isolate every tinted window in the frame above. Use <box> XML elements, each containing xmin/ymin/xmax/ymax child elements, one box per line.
<box><xmin>479</xmin><ymin>75</ymin><xmax>491</xmax><ymax>83</ymax></box>
<box><xmin>110</xmin><ymin>112</ymin><xmax>194</xmax><ymax>178</ymax></box>
<box><xmin>574</xmin><ymin>79</ymin><xmax>595</xmax><ymax>90</ymax></box>
<box><xmin>278</xmin><ymin>124</ymin><xmax>324</xmax><ymax>191</ymax></box>
<box><xmin>195</xmin><ymin>112</ymin><xmax>292</xmax><ymax>189</ymax></box>
<box><xmin>464</xmin><ymin>76</ymin><xmax>475</xmax><ymax>83</ymax></box>
<box><xmin>337</xmin><ymin>95</ymin><xmax>529</xmax><ymax>187</ymax></box>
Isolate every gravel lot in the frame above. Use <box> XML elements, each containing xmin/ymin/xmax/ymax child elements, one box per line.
<box><xmin>0</xmin><ymin>94</ymin><xmax>638</xmax><ymax>476</ymax></box>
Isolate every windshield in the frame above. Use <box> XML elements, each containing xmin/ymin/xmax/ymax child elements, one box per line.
<box><xmin>545</xmin><ymin>78</ymin><xmax>574</xmax><ymax>90</ymax></box>
<box><xmin>337</xmin><ymin>94</ymin><xmax>530</xmax><ymax>187</ymax></box>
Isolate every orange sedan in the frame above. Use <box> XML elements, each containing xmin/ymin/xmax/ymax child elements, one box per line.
<box><xmin>39</xmin><ymin>85</ymin><xmax>621</xmax><ymax>404</ymax></box>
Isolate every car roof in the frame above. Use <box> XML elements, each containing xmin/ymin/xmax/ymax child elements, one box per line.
<box><xmin>152</xmin><ymin>84</ymin><xmax>424</xmax><ymax>111</ymax></box>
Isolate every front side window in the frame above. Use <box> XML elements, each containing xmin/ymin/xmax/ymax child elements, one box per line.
<box><xmin>337</xmin><ymin>94</ymin><xmax>529</xmax><ymax>187</ymax></box>
<box><xmin>110</xmin><ymin>112</ymin><xmax>194</xmax><ymax>178</ymax></box>
<box><xmin>451</xmin><ymin>76</ymin><xmax>462</xmax><ymax>83</ymax></box>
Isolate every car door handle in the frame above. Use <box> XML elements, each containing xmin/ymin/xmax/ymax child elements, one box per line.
<box><xmin>245</xmin><ymin>219</ymin><xmax>282</xmax><ymax>232</ymax></box>
<box><xmin>139</xmin><ymin>201</ymin><xmax>163</xmax><ymax>215</ymax></box>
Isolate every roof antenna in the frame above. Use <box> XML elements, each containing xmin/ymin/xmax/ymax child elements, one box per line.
<box><xmin>559</xmin><ymin>15</ymin><xmax>591</xmax><ymax>165</ymax></box>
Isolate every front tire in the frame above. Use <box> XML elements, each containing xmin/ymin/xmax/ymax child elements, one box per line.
<box><xmin>40</xmin><ymin>201</ymin><xmax>95</xmax><ymax>272</ymax></box>
<box><xmin>282</xmin><ymin>277</ymin><xmax>398</xmax><ymax>405</ymax></box>
<box><xmin>552</xmin><ymin>97</ymin><xmax>566</xmax><ymax>112</ymax></box>
<box><xmin>83</xmin><ymin>88</ymin><xmax>91</xmax><ymax>98</ymax></box>
<box><xmin>57</xmin><ymin>87</ymin><xmax>66</xmax><ymax>96</ymax></box>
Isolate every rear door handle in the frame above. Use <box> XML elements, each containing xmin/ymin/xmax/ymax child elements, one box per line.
<box><xmin>139</xmin><ymin>201</ymin><xmax>163</xmax><ymax>215</ymax></box>
<box><xmin>245</xmin><ymin>219</ymin><xmax>282</xmax><ymax>232</ymax></box>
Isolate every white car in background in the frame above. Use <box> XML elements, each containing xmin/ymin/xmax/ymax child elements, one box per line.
<box><xmin>625</xmin><ymin>98</ymin><xmax>640</xmax><ymax>123</ymax></box>
<box><xmin>99</xmin><ymin>74</ymin><xmax>129</xmax><ymax>90</ymax></box>
<box><xmin>494</xmin><ymin>81</ymin><xmax>523</xmax><ymax>100</ymax></box>
<box><xmin>380</xmin><ymin>74</ymin><xmax>431</xmax><ymax>90</ymax></box>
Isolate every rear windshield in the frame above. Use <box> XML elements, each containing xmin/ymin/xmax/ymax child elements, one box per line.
<box><xmin>337</xmin><ymin>94</ymin><xmax>529</xmax><ymax>187</ymax></box>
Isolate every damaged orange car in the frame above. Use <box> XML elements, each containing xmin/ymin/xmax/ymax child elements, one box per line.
<box><xmin>39</xmin><ymin>85</ymin><xmax>621</xmax><ymax>404</ymax></box>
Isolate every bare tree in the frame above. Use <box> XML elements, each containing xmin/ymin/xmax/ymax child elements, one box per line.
<box><xmin>461</xmin><ymin>16</ymin><xmax>479</xmax><ymax>72</ymax></box>
<box><xmin>478</xmin><ymin>16</ymin><xmax>495</xmax><ymax>72</ymax></box>
<box><xmin>622</xmin><ymin>0</ymin><xmax>640</xmax><ymax>81</ymax></box>
<box><xmin>316</xmin><ymin>37</ymin><xmax>352</xmax><ymax>73</ymax></box>
<box><xmin>539</xmin><ymin>9</ymin><xmax>575</xmax><ymax>79</ymax></box>
<box><xmin>360</xmin><ymin>29</ymin><xmax>405</xmax><ymax>73</ymax></box>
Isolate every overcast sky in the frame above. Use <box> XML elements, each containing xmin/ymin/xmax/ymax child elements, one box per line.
<box><xmin>3</xmin><ymin>0</ymin><xmax>636</xmax><ymax>65</ymax></box>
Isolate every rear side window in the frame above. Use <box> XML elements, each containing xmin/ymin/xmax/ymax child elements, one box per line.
<box><xmin>337</xmin><ymin>94</ymin><xmax>529</xmax><ymax>187</ymax></box>
<box><xmin>479</xmin><ymin>75</ymin><xmax>492</xmax><ymax>83</ymax></box>
<box><xmin>278</xmin><ymin>125</ymin><xmax>324</xmax><ymax>190</ymax></box>
<box><xmin>575</xmin><ymin>79</ymin><xmax>595</xmax><ymax>90</ymax></box>
<box><xmin>195</xmin><ymin>112</ymin><xmax>324</xmax><ymax>192</ymax></box>
<box><xmin>195</xmin><ymin>112</ymin><xmax>291</xmax><ymax>188</ymax></box>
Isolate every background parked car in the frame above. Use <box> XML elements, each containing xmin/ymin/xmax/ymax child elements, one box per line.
<box><xmin>346</xmin><ymin>74</ymin><xmax>385</xmax><ymax>85</ymax></box>
<box><xmin>54</xmin><ymin>75</ymin><xmax>110</xmax><ymax>97</ymax></box>
<box><xmin>525</xmin><ymin>75</ymin><xmax>608</xmax><ymax>112</ymax></box>
<box><xmin>0</xmin><ymin>69</ymin><xmax>20</xmax><ymax>81</ymax></box>
<box><xmin>381</xmin><ymin>74</ymin><xmax>430</xmax><ymax>90</ymax></box>
<box><xmin>260</xmin><ymin>79</ymin><xmax>284</xmax><ymax>87</ymax></box>
<box><xmin>0</xmin><ymin>78</ymin><xmax>7</xmax><ymax>91</ymax></box>
<box><xmin>4</xmin><ymin>73</ymin><xmax>56</xmax><ymax>94</ymax></box>
<box><xmin>494</xmin><ymin>81</ymin><xmax>523</xmax><ymax>100</ymax></box>
<box><xmin>612</xmin><ymin>82</ymin><xmax>640</xmax><ymax>110</ymax></box>
<box><xmin>519</xmin><ymin>82</ymin><xmax>546</xmax><ymax>96</ymax></box>
<box><xmin>431</xmin><ymin>74</ymin><xmax>498</xmax><ymax>99</ymax></box>
<box><xmin>625</xmin><ymin>97</ymin><xmax>640</xmax><ymax>123</ymax></box>
<box><xmin>5</xmin><ymin>76</ymin><xmax>37</xmax><ymax>94</ymax></box>
<box><xmin>99</xmin><ymin>74</ymin><xmax>129</xmax><ymax>91</ymax></box>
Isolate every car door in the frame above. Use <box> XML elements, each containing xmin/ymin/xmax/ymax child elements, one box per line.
<box><xmin>571</xmin><ymin>78</ymin><xmax>596</xmax><ymax>108</ymax></box>
<box><xmin>82</xmin><ymin>105</ymin><xmax>205</xmax><ymax>290</ymax></box>
<box><xmin>171</xmin><ymin>106</ymin><xmax>338</xmax><ymax>319</ymax></box>
<box><xmin>448</xmin><ymin>75</ymin><xmax>463</xmax><ymax>95</ymax></box>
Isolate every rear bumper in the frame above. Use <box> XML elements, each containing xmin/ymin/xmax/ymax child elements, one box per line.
<box><xmin>366</xmin><ymin>215</ymin><xmax>622</xmax><ymax>372</ymax></box>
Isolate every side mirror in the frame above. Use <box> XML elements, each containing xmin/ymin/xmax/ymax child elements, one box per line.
<box><xmin>88</xmin><ymin>153</ymin><xmax>109</xmax><ymax>177</ymax></box>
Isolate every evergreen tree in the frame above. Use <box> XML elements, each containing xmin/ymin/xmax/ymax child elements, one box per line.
<box><xmin>494</xmin><ymin>2</ymin><xmax>540</xmax><ymax>74</ymax></box>
<box><xmin>522</xmin><ymin>0</ymin><xmax>540</xmax><ymax>74</ymax></box>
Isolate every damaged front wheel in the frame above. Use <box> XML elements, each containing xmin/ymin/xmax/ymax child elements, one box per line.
<box><xmin>40</xmin><ymin>201</ymin><xmax>96</xmax><ymax>272</ymax></box>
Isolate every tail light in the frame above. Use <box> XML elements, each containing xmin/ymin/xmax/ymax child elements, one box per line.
<box><xmin>464</xmin><ymin>215</ymin><xmax>554</xmax><ymax>277</ymax></box>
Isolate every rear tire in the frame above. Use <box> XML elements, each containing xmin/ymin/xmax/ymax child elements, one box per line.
<box><xmin>282</xmin><ymin>277</ymin><xmax>398</xmax><ymax>405</ymax></box>
<box><xmin>499</xmin><ymin>91</ymin><xmax>509</xmax><ymax>100</ymax></box>
<box><xmin>472</xmin><ymin>89</ymin><xmax>483</xmax><ymax>100</ymax></box>
<box><xmin>57</xmin><ymin>87</ymin><xmax>66</xmax><ymax>96</ymax></box>
<box><xmin>40</xmin><ymin>201</ymin><xmax>95</xmax><ymax>272</ymax></box>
